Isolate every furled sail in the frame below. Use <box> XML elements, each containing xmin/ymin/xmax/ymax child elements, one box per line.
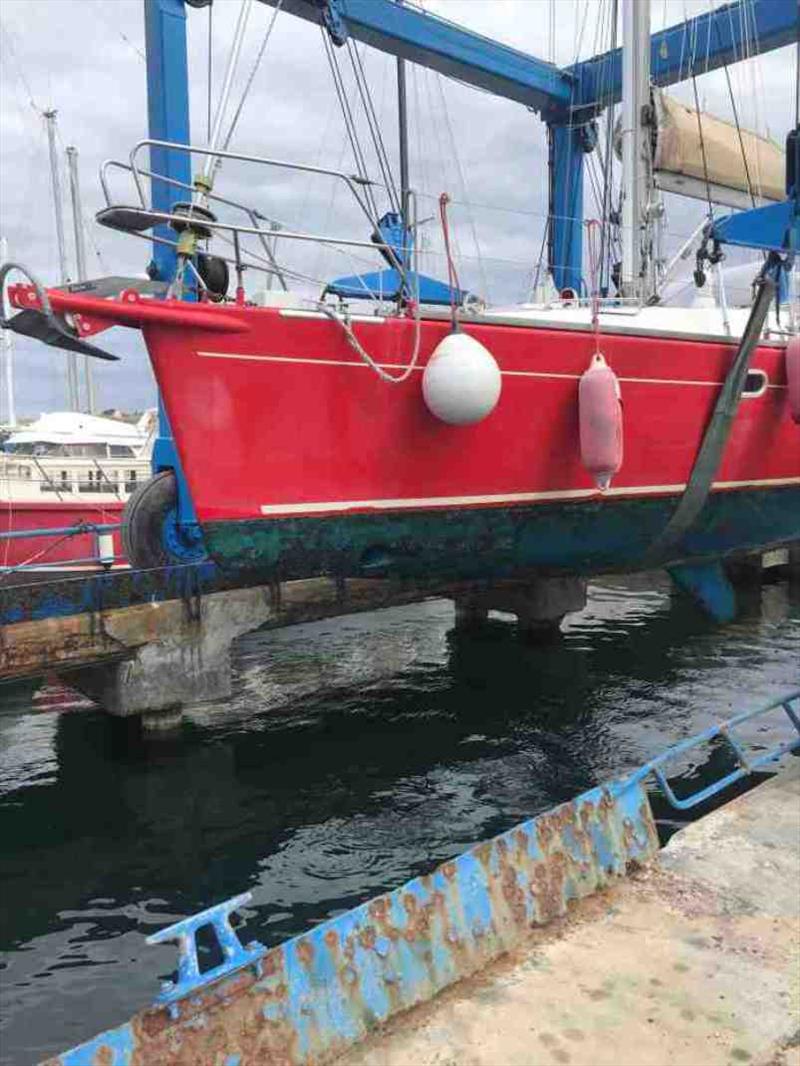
<box><xmin>651</xmin><ymin>89</ymin><xmax>785</xmax><ymax>210</ymax></box>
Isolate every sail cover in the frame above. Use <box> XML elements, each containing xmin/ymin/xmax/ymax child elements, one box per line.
<box><xmin>652</xmin><ymin>89</ymin><xmax>785</xmax><ymax>209</ymax></box>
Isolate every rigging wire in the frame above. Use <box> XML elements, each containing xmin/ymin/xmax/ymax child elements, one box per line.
<box><xmin>345</xmin><ymin>41</ymin><xmax>400</xmax><ymax>214</ymax></box>
<box><xmin>90</xmin><ymin>2</ymin><xmax>145</xmax><ymax>63</ymax></box>
<box><xmin>207</xmin><ymin>1</ymin><xmax>213</xmax><ymax>142</ymax></box>
<box><xmin>320</xmin><ymin>27</ymin><xmax>379</xmax><ymax>220</ymax></box>
<box><xmin>430</xmin><ymin>69</ymin><xmax>488</xmax><ymax>299</ymax></box>
<box><xmin>691</xmin><ymin>72</ymin><xmax>715</xmax><ymax>219</ymax></box>
<box><xmin>220</xmin><ymin>0</ymin><xmax>284</xmax><ymax>154</ymax></box>
<box><xmin>0</xmin><ymin>17</ymin><xmax>41</xmax><ymax>113</ymax></box>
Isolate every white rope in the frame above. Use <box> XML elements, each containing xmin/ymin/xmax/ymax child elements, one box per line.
<box><xmin>319</xmin><ymin>296</ymin><xmax>423</xmax><ymax>385</ymax></box>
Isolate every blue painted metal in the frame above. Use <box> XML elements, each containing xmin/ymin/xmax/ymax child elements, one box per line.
<box><xmin>143</xmin><ymin>0</ymin><xmax>206</xmax><ymax>546</ymax></box>
<box><xmin>49</xmin><ymin>689</ymin><xmax>800</xmax><ymax>1065</ymax></box>
<box><xmin>144</xmin><ymin>0</ymin><xmax>191</xmax><ymax>284</ymax></box>
<box><xmin>325</xmin><ymin>267</ymin><xmax>465</xmax><ymax>304</ymax></box>
<box><xmin>0</xmin><ymin>522</ymin><xmax>120</xmax><ymax>541</ymax></box>
<box><xmin>626</xmin><ymin>689</ymin><xmax>800</xmax><ymax>811</ymax></box>
<box><xmin>147</xmin><ymin>892</ymin><xmax>266</xmax><ymax>1014</ymax></box>
<box><xmin>52</xmin><ymin>770</ymin><xmax>658</xmax><ymax>1064</ymax></box>
<box><xmin>0</xmin><ymin>559</ymin><xmax>221</xmax><ymax>626</ymax></box>
<box><xmin>668</xmin><ymin>560</ymin><xmax>737</xmax><ymax>624</ymax></box>
<box><xmin>711</xmin><ymin>200</ymin><xmax>798</xmax><ymax>256</ymax></box>
<box><xmin>326</xmin><ymin>210</ymin><xmax>465</xmax><ymax>303</ymax></box>
<box><xmin>261</xmin><ymin>0</ymin><xmax>573</xmax><ymax>117</ymax></box>
<box><xmin>572</xmin><ymin>0</ymin><xmax>799</xmax><ymax>113</ymax></box>
<box><xmin>548</xmin><ymin>124</ymin><xmax>586</xmax><ymax>294</ymax></box>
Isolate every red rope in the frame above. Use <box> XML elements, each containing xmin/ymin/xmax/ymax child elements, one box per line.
<box><xmin>585</xmin><ymin>218</ymin><xmax>603</xmax><ymax>356</ymax></box>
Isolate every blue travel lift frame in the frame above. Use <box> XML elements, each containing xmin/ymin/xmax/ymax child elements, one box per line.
<box><xmin>142</xmin><ymin>0</ymin><xmax>798</xmax><ymax>609</ymax></box>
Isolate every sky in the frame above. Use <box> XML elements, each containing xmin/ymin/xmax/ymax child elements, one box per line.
<box><xmin>0</xmin><ymin>0</ymin><xmax>796</xmax><ymax>420</ymax></box>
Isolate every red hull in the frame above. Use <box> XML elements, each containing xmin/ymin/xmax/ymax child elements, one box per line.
<box><xmin>138</xmin><ymin>308</ymin><xmax>797</xmax><ymax>523</ymax></box>
<box><xmin>0</xmin><ymin>501</ymin><xmax>125</xmax><ymax>569</ymax></box>
<box><xmin>10</xmin><ymin>288</ymin><xmax>800</xmax><ymax>575</ymax></box>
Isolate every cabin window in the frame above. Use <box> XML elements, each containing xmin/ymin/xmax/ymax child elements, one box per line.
<box><xmin>41</xmin><ymin>470</ymin><xmax>72</xmax><ymax>493</ymax></box>
<box><xmin>79</xmin><ymin>470</ymin><xmax>102</xmax><ymax>493</ymax></box>
<box><xmin>124</xmin><ymin>469</ymin><xmax>138</xmax><ymax>494</ymax></box>
<box><xmin>67</xmin><ymin>443</ymin><xmax>108</xmax><ymax>458</ymax></box>
<box><xmin>110</xmin><ymin>445</ymin><xmax>135</xmax><ymax>457</ymax></box>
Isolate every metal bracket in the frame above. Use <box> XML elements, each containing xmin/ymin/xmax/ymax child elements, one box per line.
<box><xmin>315</xmin><ymin>0</ymin><xmax>348</xmax><ymax>46</ymax></box>
<box><xmin>147</xmin><ymin>892</ymin><xmax>265</xmax><ymax>1014</ymax></box>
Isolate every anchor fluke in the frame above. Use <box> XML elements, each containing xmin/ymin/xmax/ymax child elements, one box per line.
<box><xmin>0</xmin><ymin>260</ymin><xmax>118</xmax><ymax>361</ymax></box>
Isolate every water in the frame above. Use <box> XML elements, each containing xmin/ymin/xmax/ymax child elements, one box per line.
<box><xmin>0</xmin><ymin>575</ymin><xmax>798</xmax><ymax>1064</ymax></box>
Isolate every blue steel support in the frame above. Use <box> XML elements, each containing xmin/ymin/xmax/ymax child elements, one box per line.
<box><xmin>257</xmin><ymin>0</ymin><xmax>574</xmax><ymax>118</ymax></box>
<box><xmin>254</xmin><ymin>1</ymin><xmax>797</xmax><ymax>121</ymax></box>
<box><xmin>572</xmin><ymin>0</ymin><xmax>799</xmax><ymax>113</ymax></box>
<box><xmin>548</xmin><ymin>124</ymin><xmax>585</xmax><ymax>294</ymax></box>
<box><xmin>143</xmin><ymin>0</ymin><xmax>199</xmax><ymax>531</ymax></box>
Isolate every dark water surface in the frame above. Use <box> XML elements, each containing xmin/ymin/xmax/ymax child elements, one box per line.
<box><xmin>1</xmin><ymin>575</ymin><xmax>798</xmax><ymax>1064</ymax></box>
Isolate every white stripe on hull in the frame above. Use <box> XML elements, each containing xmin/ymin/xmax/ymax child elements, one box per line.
<box><xmin>257</xmin><ymin>477</ymin><xmax>800</xmax><ymax>517</ymax></box>
<box><xmin>196</xmin><ymin>350</ymin><xmax>785</xmax><ymax>390</ymax></box>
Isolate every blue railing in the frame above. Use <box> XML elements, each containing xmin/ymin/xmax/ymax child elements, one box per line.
<box><xmin>0</xmin><ymin>521</ymin><xmax>121</xmax><ymax>541</ymax></box>
<box><xmin>623</xmin><ymin>689</ymin><xmax>800</xmax><ymax>811</ymax></box>
<box><xmin>0</xmin><ymin>522</ymin><xmax>122</xmax><ymax>574</ymax></box>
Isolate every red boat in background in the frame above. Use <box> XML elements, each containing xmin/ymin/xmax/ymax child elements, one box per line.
<box><xmin>1</xmin><ymin>409</ymin><xmax>154</xmax><ymax>573</ymax></box>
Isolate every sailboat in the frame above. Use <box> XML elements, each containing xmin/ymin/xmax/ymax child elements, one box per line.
<box><xmin>1</xmin><ymin>0</ymin><xmax>797</xmax><ymax>603</ymax></box>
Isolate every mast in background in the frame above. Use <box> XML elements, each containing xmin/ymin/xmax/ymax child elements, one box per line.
<box><xmin>0</xmin><ymin>237</ymin><xmax>16</xmax><ymax>427</ymax></box>
<box><xmin>619</xmin><ymin>0</ymin><xmax>651</xmax><ymax>300</ymax></box>
<box><xmin>66</xmin><ymin>145</ymin><xmax>95</xmax><ymax>413</ymax></box>
<box><xmin>43</xmin><ymin>109</ymin><xmax>79</xmax><ymax>411</ymax></box>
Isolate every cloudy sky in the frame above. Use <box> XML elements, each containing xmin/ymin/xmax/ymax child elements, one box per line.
<box><xmin>0</xmin><ymin>0</ymin><xmax>795</xmax><ymax>419</ymax></box>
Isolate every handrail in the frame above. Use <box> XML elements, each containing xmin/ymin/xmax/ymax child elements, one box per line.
<box><xmin>100</xmin><ymin>139</ymin><xmax>410</xmax><ymax>293</ymax></box>
<box><xmin>621</xmin><ymin>689</ymin><xmax>800</xmax><ymax>810</ymax></box>
<box><xmin>127</xmin><ymin>139</ymin><xmax>382</xmax><ymax>234</ymax></box>
<box><xmin>99</xmin><ymin>159</ymin><xmax>289</xmax><ymax>292</ymax></box>
<box><xmin>0</xmin><ymin>522</ymin><xmax>121</xmax><ymax>541</ymax></box>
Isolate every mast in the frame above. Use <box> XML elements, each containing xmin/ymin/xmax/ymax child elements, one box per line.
<box><xmin>619</xmin><ymin>0</ymin><xmax>651</xmax><ymax>300</ymax></box>
<box><xmin>66</xmin><ymin>145</ymin><xmax>95</xmax><ymax>414</ymax></box>
<box><xmin>0</xmin><ymin>237</ymin><xmax>16</xmax><ymax>427</ymax></box>
<box><xmin>44</xmin><ymin>109</ymin><xmax>79</xmax><ymax>411</ymax></box>
<box><xmin>396</xmin><ymin>0</ymin><xmax>410</xmax><ymax>229</ymax></box>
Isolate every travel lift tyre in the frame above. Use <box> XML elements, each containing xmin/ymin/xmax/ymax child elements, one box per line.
<box><xmin>122</xmin><ymin>470</ymin><xmax>207</xmax><ymax>569</ymax></box>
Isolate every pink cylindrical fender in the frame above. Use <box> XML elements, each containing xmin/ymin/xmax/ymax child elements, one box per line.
<box><xmin>787</xmin><ymin>335</ymin><xmax>800</xmax><ymax>424</ymax></box>
<box><xmin>579</xmin><ymin>352</ymin><xmax>623</xmax><ymax>490</ymax></box>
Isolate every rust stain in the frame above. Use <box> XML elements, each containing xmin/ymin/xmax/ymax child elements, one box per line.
<box><xmin>92</xmin><ymin>1047</ymin><xmax>113</xmax><ymax>1066</ymax></box>
<box><xmin>296</xmin><ymin>940</ymin><xmax>314</xmax><ymax>968</ymax></box>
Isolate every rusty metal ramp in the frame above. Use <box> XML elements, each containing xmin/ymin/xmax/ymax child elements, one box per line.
<box><xmin>46</xmin><ymin>690</ymin><xmax>800</xmax><ymax>1066</ymax></box>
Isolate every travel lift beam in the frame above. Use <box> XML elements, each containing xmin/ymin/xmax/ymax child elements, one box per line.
<box><xmin>143</xmin><ymin>0</ymin><xmax>796</xmax><ymax>618</ymax></box>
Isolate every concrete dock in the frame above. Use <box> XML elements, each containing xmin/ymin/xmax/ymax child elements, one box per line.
<box><xmin>340</xmin><ymin>764</ymin><xmax>800</xmax><ymax>1066</ymax></box>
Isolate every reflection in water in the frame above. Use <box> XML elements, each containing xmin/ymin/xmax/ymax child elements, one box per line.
<box><xmin>0</xmin><ymin>576</ymin><xmax>798</xmax><ymax>1064</ymax></box>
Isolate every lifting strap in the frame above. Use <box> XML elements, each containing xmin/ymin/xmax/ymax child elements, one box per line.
<box><xmin>645</xmin><ymin>253</ymin><xmax>780</xmax><ymax>563</ymax></box>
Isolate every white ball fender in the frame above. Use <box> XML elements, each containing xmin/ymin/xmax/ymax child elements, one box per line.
<box><xmin>422</xmin><ymin>331</ymin><xmax>502</xmax><ymax>425</ymax></box>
